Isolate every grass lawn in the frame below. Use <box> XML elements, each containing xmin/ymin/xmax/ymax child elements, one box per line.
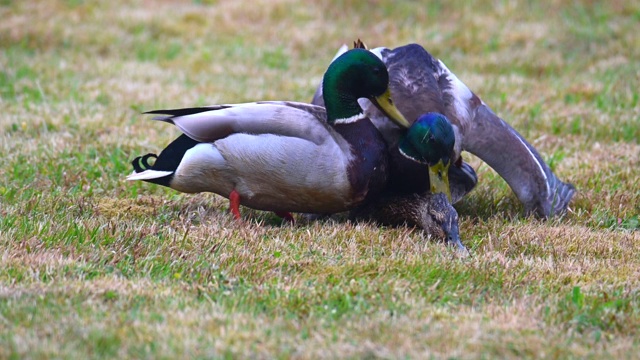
<box><xmin>1</xmin><ymin>0</ymin><xmax>639</xmax><ymax>358</ymax></box>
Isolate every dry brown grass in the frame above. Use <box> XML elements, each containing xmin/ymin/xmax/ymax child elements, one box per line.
<box><xmin>1</xmin><ymin>0</ymin><xmax>639</xmax><ymax>358</ymax></box>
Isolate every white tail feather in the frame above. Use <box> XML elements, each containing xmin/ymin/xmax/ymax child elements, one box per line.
<box><xmin>126</xmin><ymin>170</ymin><xmax>173</xmax><ymax>181</ymax></box>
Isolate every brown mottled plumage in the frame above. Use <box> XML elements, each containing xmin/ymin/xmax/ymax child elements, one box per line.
<box><xmin>350</xmin><ymin>192</ymin><xmax>466</xmax><ymax>252</ymax></box>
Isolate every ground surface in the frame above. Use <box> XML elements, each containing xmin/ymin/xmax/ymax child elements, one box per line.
<box><xmin>1</xmin><ymin>0</ymin><xmax>639</xmax><ymax>358</ymax></box>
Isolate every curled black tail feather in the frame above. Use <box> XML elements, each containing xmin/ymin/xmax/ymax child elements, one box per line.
<box><xmin>131</xmin><ymin>153</ymin><xmax>158</xmax><ymax>173</ymax></box>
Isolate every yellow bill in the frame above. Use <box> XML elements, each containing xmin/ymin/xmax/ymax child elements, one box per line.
<box><xmin>429</xmin><ymin>159</ymin><xmax>452</xmax><ymax>202</ymax></box>
<box><xmin>372</xmin><ymin>88</ymin><xmax>410</xmax><ymax>128</ymax></box>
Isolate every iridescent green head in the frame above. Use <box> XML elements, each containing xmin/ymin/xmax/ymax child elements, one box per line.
<box><xmin>399</xmin><ymin>113</ymin><xmax>455</xmax><ymax>200</ymax></box>
<box><xmin>322</xmin><ymin>49</ymin><xmax>409</xmax><ymax>128</ymax></box>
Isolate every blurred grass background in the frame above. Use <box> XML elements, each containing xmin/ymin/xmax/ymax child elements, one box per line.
<box><xmin>1</xmin><ymin>0</ymin><xmax>639</xmax><ymax>358</ymax></box>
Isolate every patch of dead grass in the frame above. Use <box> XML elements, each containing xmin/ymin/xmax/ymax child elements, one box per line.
<box><xmin>1</xmin><ymin>0</ymin><xmax>639</xmax><ymax>358</ymax></box>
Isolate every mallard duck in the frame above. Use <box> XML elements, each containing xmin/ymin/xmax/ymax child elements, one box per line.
<box><xmin>394</xmin><ymin>112</ymin><xmax>456</xmax><ymax>201</ymax></box>
<box><xmin>345</xmin><ymin>111</ymin><xmax>466</xmax><ymax>250</ymax></box>
<box><xmin>350</xmin><ymin>192</ymin><xmax>465</xmax><ymax>252</ymax></box>
<box><xmin>127</xmin><ymin>49</ymin><xmax>411</xmax><ymax>220</ymax></box>
<box><xmin>313</xmin><ymin>42</ymin><xmax>575</xmax><ymax>218</ymax></box>
<box><xmin>386</xmin><ymin>110</ymin><xmax>478</xmax><ymax>204</ymax></box>
<box><xmin>296</xmin><ymin>110</ymin><xmax>469</xmax><ymax>250</ymax></box>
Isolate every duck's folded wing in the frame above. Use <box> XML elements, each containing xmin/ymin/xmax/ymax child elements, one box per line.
<box><xmin>146</xmin><ymin>102</ymin><xmax>331</xmax><ymax>145</ymax></box>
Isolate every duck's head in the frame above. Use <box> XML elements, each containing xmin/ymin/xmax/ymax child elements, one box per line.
<box><xmin>399</xmin><ymin>113</ymin><xmax>455</xmax><ymax>201</ymax></box>
<box><xmin>416</xmin><ymin>192</ymin><xmax>466</xmax><ymax>253</ymax></box>
<box><xmin>322</xmin><ymin>48</ymin><xmax>409</xmax><ymax>128</ymax></box>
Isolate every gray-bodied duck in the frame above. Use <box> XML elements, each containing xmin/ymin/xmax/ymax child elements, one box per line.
<box><xmin>313</xmin><ymin>42</ymin><xmax>575</xmax><ymax>218</ymax></box>
<box><xmin>127</xmin><ymin>49</ymin><xmax>410</xmax><ymax>221</ymax></box>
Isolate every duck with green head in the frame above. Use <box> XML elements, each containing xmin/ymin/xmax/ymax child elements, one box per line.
<box><xmin>127</xmin><ymin>49</ymin><xmax>410</xmax><ymax>220</ymax></box>
<box><xmin>314</xmin><ymin>41</ymin><xmax>574</xmax><ymax>218</ymax></box>
<box><xmin>350</xmin><ymin>111</ymin><xmax>468</xmax><ymax>251</ymax></box>
<box><xmin>396</xmin><ymin>112</ymin><xmax>457</xmax><ymax>201</ymax></box>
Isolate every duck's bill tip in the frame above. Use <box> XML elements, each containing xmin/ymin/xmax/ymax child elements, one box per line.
<box><xmin>442</xmin><ymin>212</ymin><xmax>467</xmax><ymax>256</ymax></box>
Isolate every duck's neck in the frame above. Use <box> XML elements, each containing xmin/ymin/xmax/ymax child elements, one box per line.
<box><xmin>322</xmin><ymin>69</ymin><xmax>365</xmax><ymax>124</ymax></box>
<box><xmin>322</xmin><ymin>66</ymin><xmax>389</xmax><ymax>202</ymax></box>
<box><xmin>338</xmin><ymin>120</ymin><xmax>389</xmax><ymax>204</ymax></box>
<box><xmin>328</xmin><ymin>108</ymin><xmax>389</xmax><ymax>205</ymax></box>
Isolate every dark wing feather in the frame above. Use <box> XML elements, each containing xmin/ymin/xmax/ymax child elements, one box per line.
<box><xmin>144</xmin><ymin>106</ymin><xmax>233</xmax><ymax>123</ymax></box>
